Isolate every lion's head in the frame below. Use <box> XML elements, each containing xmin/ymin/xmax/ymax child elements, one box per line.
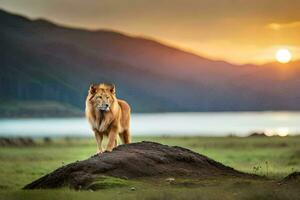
<box><xmin>88</xmin><ymin>83</ymin><xmax>116</xmax><ymax>112</ymax></box>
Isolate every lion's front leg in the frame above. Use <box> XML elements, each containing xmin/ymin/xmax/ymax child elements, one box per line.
<box><xmin>106</xmin><ymin>126</ymin><xmax>119</xmax><ymax>152</ymax></box>
<box><xmin>93</xmin><ymin>129</ymin><xmax>103</xmax><ymax>154</ymax></box>
<box><xmin>114</xmin><ymin>138</ymin><xmax>118</xmax><ymax>148</ymax></box>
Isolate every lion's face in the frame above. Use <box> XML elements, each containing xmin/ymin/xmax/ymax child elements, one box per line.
<box><xmin>89</xmin><ymin>83</ymin><xmax>116</xmax><ymax>112</ymax></box>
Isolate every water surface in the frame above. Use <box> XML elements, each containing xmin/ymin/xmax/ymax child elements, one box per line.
<box><xmin>0</xmin><ymin>112</ymin><xmax>299</xmax><ymax>137</ymax></box>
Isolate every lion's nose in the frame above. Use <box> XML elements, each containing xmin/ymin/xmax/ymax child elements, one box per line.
<box><xmin>104</xmin><ymin>103</ymin><xmax>109</xmax><ymax>108</ymax></box>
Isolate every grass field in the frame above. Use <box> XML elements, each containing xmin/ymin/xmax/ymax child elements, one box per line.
<box><xmin>0</xmin><ymin>136</ymin><xmax>299</xmax><ymax>199</ymax></box>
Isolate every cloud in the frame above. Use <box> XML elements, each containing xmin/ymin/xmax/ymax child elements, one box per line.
<box><xmin>267</xmin><ymin>21</ymin><xmax>300</xmax><ymax>30</ymax></box>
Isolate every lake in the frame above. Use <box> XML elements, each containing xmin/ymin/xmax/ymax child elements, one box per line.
<box><xmin>0</xmin><ymin>112</ymin><xmax>300</xmax><ymax>137</ymax></box>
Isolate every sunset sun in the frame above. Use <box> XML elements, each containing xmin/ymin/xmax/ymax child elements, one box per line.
<box><xmin>276</xmin><ymin>49</ymin><xmax>292</xmax><ymax>63</ymax></box>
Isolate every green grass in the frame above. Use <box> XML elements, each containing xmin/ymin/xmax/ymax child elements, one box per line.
<box><xmin>0</xmin><ymin>136</ymin><xmax>299</xmax><ymax>199</ymax></box>
<box><xmin>87</xmin><ymin>176</ymin><xmax>135</xmax><ymax>190</ymax></box>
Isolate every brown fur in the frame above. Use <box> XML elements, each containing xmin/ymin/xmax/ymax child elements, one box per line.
<box><xmin>85</xmin><ymin>83</ymin><xmax>131</xmax><ymax>153</ymax></box>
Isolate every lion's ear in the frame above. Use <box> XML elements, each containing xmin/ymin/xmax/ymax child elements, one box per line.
<box><xmin>89</xmin><ymin>84</ymin><xmax>97</xmax><ymax>94</ymax></box>
<box><xmin>110</xmin><ymin>84</ymin><xmax>116</xmax><ymax>94</ymax></box>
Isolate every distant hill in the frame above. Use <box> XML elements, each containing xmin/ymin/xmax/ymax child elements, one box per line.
<box><xmin>1</xmin><ymin>9</ymin><xmax>300</xmax><ymax>117</ymax></box>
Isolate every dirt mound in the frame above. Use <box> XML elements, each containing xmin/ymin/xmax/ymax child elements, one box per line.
<box><xmin>280</xmin><ymin>172</ymin><xmax>300</xmax><ymax>185</ymax></box>
<box><xmin>248</xmin><ymin>132</ymin><xmax>268</xmax><ymax>137</ymax></box>
<box><xmin>0</xmin><ymin>137</ymin><xmax>35</xmax><ymax>147</ymax></box>
<box><xmin>24</xmin><ymin>141</ymin><xmax>256</xmax><ymax>190</ymax></box>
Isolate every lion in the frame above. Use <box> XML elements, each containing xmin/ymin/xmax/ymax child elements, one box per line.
<box><xmin>85</xmin><ymin>83</ymin><xmax>131</xmax><ymax>153</ymax></box>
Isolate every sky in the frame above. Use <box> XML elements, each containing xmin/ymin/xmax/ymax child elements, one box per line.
<box><xmin>0</xmin><ymin>0</ymin><xmax>300</xmax><ymax>64</ymax></box>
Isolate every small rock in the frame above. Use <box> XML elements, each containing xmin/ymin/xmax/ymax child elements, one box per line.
<box><xmin>130</xmin><ymin>186</ymin><xmax>136</xmax><ymax>191</ymax></box>
<box><xmin>166</xmin><ymin>177</ymin><xmax>175</xmax><ymax>183</ymax></box>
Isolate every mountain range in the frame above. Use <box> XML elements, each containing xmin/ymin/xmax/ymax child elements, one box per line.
<box><xmin>1</xmin><ymin>9</ymin><xmax>300</xmax><ymax>117</ymax></box>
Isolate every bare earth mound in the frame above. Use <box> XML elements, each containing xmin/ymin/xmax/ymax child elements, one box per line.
<box><xmin>280</xmin><ymin>172</ymin><xmax>300</xmax><ymax>185</ymax></box>
<box><xmin>24</xmin><ymin>141</ymin><xmax>256</xmax><ymax>190</ymax></box>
